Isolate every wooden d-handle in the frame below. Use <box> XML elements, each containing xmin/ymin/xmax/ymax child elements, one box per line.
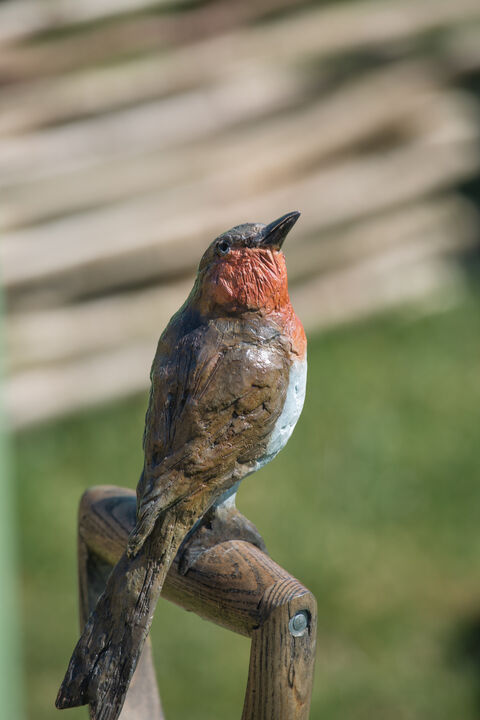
<box><xmin>77</xmin><ymin>485</ymin><xmax>317</xmax><ymax>720</ymax></box>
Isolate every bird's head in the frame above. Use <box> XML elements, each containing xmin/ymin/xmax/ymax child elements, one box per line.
<box><xmin>194</xmin><ymin>211</ymin><xmax>300</xmax><ymax>316</ymax></box>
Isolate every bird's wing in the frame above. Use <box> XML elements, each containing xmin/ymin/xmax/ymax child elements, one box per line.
<box><xmin>129</xmin><ymin>319</ymin><xmax>289</xmax><ymax>554</ymax></box>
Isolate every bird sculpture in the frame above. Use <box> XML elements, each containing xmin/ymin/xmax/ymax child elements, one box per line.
<box><xmin>56</xmin><ymin>211</ymin><xmax>307</xmax><ymax>720</ymax></box>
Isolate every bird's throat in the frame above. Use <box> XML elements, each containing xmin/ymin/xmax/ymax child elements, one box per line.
<box><xmin>205</xmin><ymin>248</ymin><xmax>289</xmax><ymax>314</ymax></box>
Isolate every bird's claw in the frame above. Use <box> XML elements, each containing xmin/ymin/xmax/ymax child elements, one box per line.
<box><xmin>177</xmin><ymin>505</ymin><xmax>267</xmax><ymax>575</ymax></box>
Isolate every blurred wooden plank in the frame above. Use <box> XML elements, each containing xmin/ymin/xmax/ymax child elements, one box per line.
<box><xmin>6</xmin><ymin>196</ymin><xmax>477</xmax><ymax>374</ymax></box>
<box><xmin>0</xmin><ymin>0</ymin><xmax>306</xmax><ymax>85</ymax></box>
<box><xmin>0</xmin><ymin>0</ymin><xmax>198</xmax><ymax>45</ymax></box>
<box><xmin>0</xmin><ymin>0</ymin><xmax>308</xmax><ymax>134</ymax></box>
<box><xmin>442</xmin><ymin>26</ymin><xmax>480</xmax><ymax>78</ymax></box>
<box><xmin>7</xmin><ymin>279</ymin><xmax>192</xmax><ymax>372</ymax></box>
<box><xmin>2</xmin><ymin>0</ymin><xmax>480</xmax><ymax>133</ymax></box>
<box><xmin>1</xmin><ymin>0</ymin><xmax>479</xmax><ymax>83</ymax></box>
<box><xmin>0</xmin><ymin>66</ymin><xmax>303</xmax><ymax>189</ymax></box>
<box><xmin>4</xmin><ymin>136</ymin><xmax>478</xmax><ymax>308</ymax></box>
<box><xmin>0</xmin><ymin>50</ymin><xmax>308</xmax><ymax>138</ymax></box>
<box><xmin>2</xmin><ymin>90</ymin><xmax>479</xmax><ymax>308</ymax></box>
<box><xmin>292</xmin><ymin>249</ymin><xmax>466</xmax><ymax>336</ymax></box>
<box><xmin>285</xmin><ymin>196</ymin><xmax>480</xmax><ymax>285</ymax></box>
<box><xmin>6</xmin><ymin>342</ymin><xmax>155</xmax><ymax>429</ymax></box>
<box><xmin>5</xmin><ymin>216</ymin><xmax>472</xmax><ymax>430</ymax></box>
<box><xmin>1</xmin><ymin>62</ymin><xmax>439</xmax><ymax>229</ymax></box>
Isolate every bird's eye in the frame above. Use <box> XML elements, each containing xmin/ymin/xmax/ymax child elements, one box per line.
<box><xmin>217</xmin><ymin>239</ymin><xmax>231</xmax><ymax>255</ymax></box>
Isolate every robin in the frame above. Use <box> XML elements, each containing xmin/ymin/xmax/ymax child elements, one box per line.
<box><xmin>56</xmin><ymin>211</ymin><xmax>307</xmax><ymax>720</ymax></box>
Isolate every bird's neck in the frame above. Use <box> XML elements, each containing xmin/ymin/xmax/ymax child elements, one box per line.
<box><xmin>185</xmin><ymin>250</ymin><xmax>306</xmax><ymax>358</ymax></box>
<box><xmin>203</xmin><ymin>247</ymin><xmax>290</xmax><ymax>314</ymax></box>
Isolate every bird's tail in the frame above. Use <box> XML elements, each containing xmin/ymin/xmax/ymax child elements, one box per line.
<box><xmin>55</xmin><ymin>506</ymin><xmax>186</xmax><ymax>720</ymax></box>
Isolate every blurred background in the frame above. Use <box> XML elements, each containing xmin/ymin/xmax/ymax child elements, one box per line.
<box><xmin>1</xmin><ymin>0</ymin><xmax>480</xmax><ymax>718</ymax></box>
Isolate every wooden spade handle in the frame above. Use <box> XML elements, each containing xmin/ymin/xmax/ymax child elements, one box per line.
<box><xmin>77</xmin><ymin>485</ymin><xmax>317</xmax><ymax>720</ymax></box>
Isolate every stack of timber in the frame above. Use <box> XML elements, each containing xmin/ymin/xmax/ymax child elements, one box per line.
<box><xmin>1</xmin><ymin>0</ymin><xmax>480</xmax><ymax>429</ymax></box>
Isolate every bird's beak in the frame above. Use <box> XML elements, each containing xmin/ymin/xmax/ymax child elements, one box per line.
<box><xmin>260</xmin><ymin>211</ymin><xmax>301</xmax><ymax>249</ymax></box>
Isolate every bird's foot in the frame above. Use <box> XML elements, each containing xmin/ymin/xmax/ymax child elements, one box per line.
<box><xmin>177</xmin><ymin>504</ymin><xmax>267</xmax><ymax>575</ymax></box>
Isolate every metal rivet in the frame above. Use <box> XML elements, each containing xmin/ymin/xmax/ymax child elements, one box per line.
<box><xmin>289</xmin><ymin>610</ymin><xmax>308</xmax><ymax>637</ymax></box>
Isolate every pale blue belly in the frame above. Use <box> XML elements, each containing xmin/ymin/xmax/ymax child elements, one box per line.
<box><xmin>217</xmin><ymin>355</ymin><xmax>307</xmax><ymax>508</ymax></box>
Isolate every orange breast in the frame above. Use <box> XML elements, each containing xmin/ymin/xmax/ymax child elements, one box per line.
<box><xmin>202</xmin><ymin>246</ymin><xmax>307</xmax><ymax>358</ymax></box>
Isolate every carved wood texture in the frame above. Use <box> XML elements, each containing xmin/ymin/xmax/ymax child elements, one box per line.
<box><xmin>77</xmin><ymin>485</ymin><xmax>317</xmax><ymax>719</ymax></box>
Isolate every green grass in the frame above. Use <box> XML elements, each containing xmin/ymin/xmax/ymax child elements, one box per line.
<box><xmin>14</xmin><ymin>288</ymin><xmax>480</xmax><ymax>720</ymax></box>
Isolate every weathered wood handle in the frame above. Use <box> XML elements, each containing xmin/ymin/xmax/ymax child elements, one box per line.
<box><xmin>77</xmin><ymin>485</ymin><xmax>317</xmax><ymax>720</ymax></box>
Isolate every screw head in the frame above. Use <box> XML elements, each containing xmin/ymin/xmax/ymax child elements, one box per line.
<box><xmin>289</xmin><ymin>610</ymin><xmax>308</xmax><ymax>637</ymax></box>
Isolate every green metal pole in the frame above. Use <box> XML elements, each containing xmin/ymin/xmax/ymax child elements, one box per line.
<box><xmin>0</xmin><ymin>280</ymin><xmax>24</xmax><ymax>717</ymax></box>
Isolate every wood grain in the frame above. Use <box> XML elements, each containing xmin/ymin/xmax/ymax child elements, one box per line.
<box><xmin>78</xmin><ymin>521</ymin><xmax>164</xmax><ymax>720</ymax></box>
<box><xmin>76</xmin><ymin>485</ymin><xmax>317</xmax><ymax>718</ymax></box>
<box><xmin>3</xmin><ymin>92</ymin><xmax>477</xmax><ymax>298</ymax></box>
<box><xmin>243</xmin><ymin>584</ymin><xmax>317</xmax><ymax>720</ymax></box>
<box><xmin>0</xmin><ymin>61</ymin><xmax>435</xmax><ymax>226</ymax></box>
<box><xmin>1</xmin><ymin>0</ymin><xmax>478</xmax><ymax>70</ymax></box>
